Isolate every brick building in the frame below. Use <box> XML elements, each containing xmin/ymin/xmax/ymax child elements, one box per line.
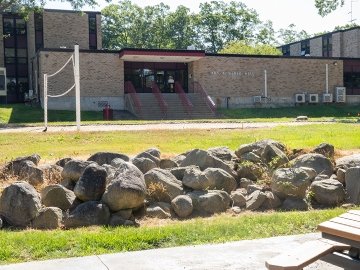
<box><xmin>1</xmin><ymin>9</ymin><xmax>360</xmax><ymax>118</ymax></box>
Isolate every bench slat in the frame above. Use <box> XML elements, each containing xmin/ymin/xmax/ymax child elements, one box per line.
<box><xmin>330</xmin><ymin>217</ymin><xmax>360</xmax><ymax>229</ymax></box>
<box><xmin>318</xmin><ymin>221</ymin><xmax>360</xmax><ymax>242</ymax></box>
<box><xmin>339</xmin><ymin>213</ymin><xmax>360</xmax><ymax>223</ymax></box>
<box><xmin>265</xmin><ymin>238</ymin><xmax>350</xmax><ymax>270</ymax></box>
<box><xmin>348</xmin><ymin>210</ymin><xmax>360</xmax><ymax>217</ymax></box>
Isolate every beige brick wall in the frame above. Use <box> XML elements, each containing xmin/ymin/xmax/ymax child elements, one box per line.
<box><xmin>39</xmin><ymin>51</ymin><xmax>123</xmax><ymax>99</ymax></box>
<box><xmin>332</xmin><ymin>32</ymin><xmax>342</xmax><ymax>57</ymax></box>
<box><xmin>310</xmin><ymin>37</ymin><xmax>322</xmax><ymax>56</ymax></box>
<box><xmin>290</xmin><ymin>43</ymin><xmax>301</xmax><ymax>56</ymax></box>
<box><xmin>96</xmin><ymin>14</ymin><xmax>102</xmax><ymax>49</ymax></box>
<box><xmin>0</xmin><ymin>14</ymin><xmax>4</xmax><ymax>67</ymax></box>
<box><xmin>342</xmin><ymin>28</ymin><xmax>360</xmax><ymax>58</ymax></box>
<box><xmin>191</xmin><ymin>56</ymin><xmax>343</xmax><ymax>99</ymax></box>
<box><xmin>43</xmin><ymin>11</ymin><xmax>89</xmax><ymax>49</ymax></box>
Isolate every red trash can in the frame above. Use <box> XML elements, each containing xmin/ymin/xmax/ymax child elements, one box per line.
<box><xmin>103</xmin><ymin>104</ymin><xmax>113</xmax><ymax>120</ymax></box>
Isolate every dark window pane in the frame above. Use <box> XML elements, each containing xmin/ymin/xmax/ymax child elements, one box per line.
<box><xmin>5</xmin><ymin>48</ymin><xmax>15</xmax><ymax>57</ymax></box>
<box><xmin>89</xmin><ymin>17</ymin><xmax>96</xmax><ymax>33</ymax></box>
<box><xmin>17</xmin><ymin>48</ymin><xmax>27</xmax><ymax>58</ymax></box>
<box><xmin>4</xmin><ymin>35</ymin><xmax>15</xmax><ymax>47</ymax></box>
<box><xmin>5</xmin><ymin>58</ymin><xmax>16</xmax><ymax>65</ymax></box>
<box><xmin>17</xmin><ymin>35</ymin><xmax>27</xmax><ymax>48</ymax></box>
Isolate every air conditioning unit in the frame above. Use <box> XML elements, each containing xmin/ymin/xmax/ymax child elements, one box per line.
<box><xmin>253</xmin><ymin>96</ymin><xmax>262</xmax><ymax>104</ymax></box>
<box><xmin>295</xmin><ymin>93</ymin><xmax>306</xmax><ymax>103</ymax></box>
<box><xmin>308</xmin><ymin>94</ymin><xmax>319</xmax><ymax>103</ymax></box>
<box><xmin>323</xmin><ymin>93</ymin><xmax>333</xmax><ymax>103</ymax></box>
<box><xmin>336</xmin><ymin>87</ymin><xmax>346</xmax><ymax>103</ymax></box>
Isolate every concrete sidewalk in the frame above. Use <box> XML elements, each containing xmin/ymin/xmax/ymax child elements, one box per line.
<box><xmin>0</xmin><ymin>233</ymin><xmax>341</xmax><ymax>270</ymax></box>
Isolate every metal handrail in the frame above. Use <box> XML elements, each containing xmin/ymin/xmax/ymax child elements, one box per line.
<box><xmin>175</xmin><ymin>81</ymin><xmax>193</xmax><ymax>116</ymax></box>
<box><xmin>151</xmin><ymin>82</ymin><xmax>168</xmax><ymax>118</ymax></box>
<box><xmin>124</xmin><ymin>81</ymin><xmax>142</xmax><ymax>116</ymax></box>
<box><xmin>191</xmin><ymin>81</ymin><xmax>216</xmax><ymax>114</ymax></box>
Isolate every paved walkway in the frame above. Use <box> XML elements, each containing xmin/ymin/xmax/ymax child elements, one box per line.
<box><xmin>0</xmin><ymin>233</ymin><xmax>340</xmax><ymax>270</ymax></box>
<box><xmin>0</xmin><ymin>121</ymin><xmax>327</xmax><ymax>133</ymax></box>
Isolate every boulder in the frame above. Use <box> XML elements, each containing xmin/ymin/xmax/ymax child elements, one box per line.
<box><xmin>31</xmin><ymin>207</ymin><xmax>63</xmax><ymax>230</ymax></box>
<box><xmin>235</xmin><ymin>139</ymin><xmax>286</xmax><ymax>157</ymax></box>
<box><xmin>112</xmin><ymin>209</ymin><xmax>133</xmax><ymax>220</ymax></box>
<box><xmin>310</xmin><ymin>179</ymin><xmax>346</xmax><ymax>206</ymax></box>
<box><xmin>171</xmin><ymin>154</ymin><xmax>187</xmax><ymax>166</ymax></box>
<box><xmin>239</xmin><ymin>178</ymin><xmax>254</xmax><ymax>189</ymax></box>
<box><xmin>61</xmin><ymin>160</ymin><xmax>94</xmax><ymax>182</ymax></box>
<box><xmin>180</xmin><ymin>149</ymin><xmax>235</xmax><ymax>176</ymax></box>
<box><xmin>144</xmin><ymin>168</ymin><xmax>183</xmax><ymax>202</ymax></box>
<box><xmin>271</xmin><ymin>168</ymin><xmax>312</xmax><ymax>199</ymax></box>
<box><xmin>41</xmin><ymin>184</ymin><xmax>76</xmax><ymax>211</ymax></box>
<box><xmin>188</xmin><ymin>190</ymin><xmax>231</xmax><ymax>214</ymax></box>
<box><xmin>314</xmin><ymin>174</ymin><xmax>330</xmax><ymax>182</ymax></box>
<box><xmin>146</xmin><ymin>202</ymin><xmax>171</xmax><ymax>219</ymax></box>
<box><xmin>6</xmin><ymin>154</ymin><xmax>41</xmax><ymax>175</ymax></box>
<box><xmin>231</xmin><ymin>206</ymin><xmax>242</xmax><ymax>214</ymax></box>
<box><xmin>143</xmin><ymin>148</ymin><xmax>161</xmax><ymax>159</ymax></box>
<box><xmin>0</xmin><ymin>217</ymin><xmax>3</xmax><ymax>229</ymax></box>
<box><xmin>207</xmin><ymin>146</ymin><xmax>233</xmax><ymax>161</ymax></box>
<box><xmin>109</xmin><ymin>216</ymin><xmax>136</xmax><ymax>227</ymax></box>
<box><xmin>134</xmin><ymin>149</ymin><xmax>160</xmax><ymax>166</ymax></box>
<box><xmin>230</xmin><ymin>190</ymin><xmax>246</xmax><ymax>208</ymax></box>
<box><xmin>18</xmin><ymin>160</ymin><xmax>44</xmax><ymax>186</ymax></box>
<box><xmin>159</xmin><ymin>159</ymin><xmax>178</xmax><ymax>169</ymax></box>
<box><xmin>261</xmin><ymin>191</ymin><xmax>282</xmax><ymax>210</ymax></box>
<box><xmin>87</xmin><ymin>152</ymin><xmax>129</xmax><ymax>165</ymax></box>
<box><xmin>237</xmin><ymin>161</ymin><xmax>264</xmax><ymax>181</ymax></box>
<box><xmin>102</xmin><ymin>162</ymin><xmax>146</xmax><ymax>211</ymax></box>
<box><xmin>239</xmin><ymin>152</ymin><xmax>262</xmax><ymax>163</ymax></box>
<box><xmin>64</xmin><ymin>201</ymin><xmax>110</xmax><ymax>228</ymax></box>
<box><xmin>282</xmin><ymin>197</ymin><xmax>309</xmax><ymax>211</ymax></box>
<box><xmin>170</xmin><ymin>166</ymin><xmax>200</xmax><ymax>180</ymax></box>
<box><xmin>60</xmin><ymin>179</ymin><xmax>76</xmax><ymax>191</ymax></box>
<box><xmin>111</xmin><ymin>158</ymin><xmax>128</xmax><ymax>168</ymax></box>
<box><xmin>102</xmin><ymin>164</ymin><xmax>117</xmax><ymax>184</ymax></box>
<box><xmin>182</xmin><ymin>167</ymin><xmax>236</xmax><ymax>193</ymax></box>
<box><xmin>291</xmin><ymin>153</ymin><xmax>334</xmax><ymax>177</ymax></box>
<box><xmin>0</xmin><ymin>182</ymin><xmax>42</xmax><ymax>227</ymax></box>
<box><xmin>171</xmin><ymin>195</ymin><xmax>193</xmax><ymax>218</ymax></box>
<box><xmin>39</xmin><ymin>164</ymin><xmax>63</xmax><ymax>183</ymax></box>
<box><xmin>313</xmin><ymin>143</ymin><xmax>335</xmax><ymax>159</ymax></box>
<box><xmin>345</xmin><ymin>167</ymin><xmax>360</xmax><ymax>204</ymax></box>
<box><xmin>261</xmin><ymin>144</ymin><xmax>289</xmax><ymax>168</ymax></box>
<box><xmin>246</xmin><ymin>190</ymin><xmax>266</xmax><ymax>211</ymax></box>
<box><xmin>55</xmin><ymin>157</ymin><xmax>72</xmax><ymax>168</ymax></box>
<box><xmin>74</xmin><ymin>163</ymin><xmax>107</xmax><ymax>201</ymax></box>
<box><xmin>336</xmin><ymin>154</ymin><xmax>360</xmax><ymax>170</ymax></box>
<box><xmin>247</xmin><ymin>184</ymin><xmax>263</xmax><ymax>194</ymax></box>
<box><xmin>336</xmin><ymin>168</ymin><xmax>346</xmax><ymax>184</ymax></box>
<box><xmin>132</xmin><ymin>157</ymin><xmax>157</xmax><ymax>174</ymax></box>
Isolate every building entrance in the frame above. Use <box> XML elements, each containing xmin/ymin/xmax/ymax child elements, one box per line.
<box><xmin>124</xmin><ymin>62</ymin><xmax>188</xmax><ymax>93</ymax></box>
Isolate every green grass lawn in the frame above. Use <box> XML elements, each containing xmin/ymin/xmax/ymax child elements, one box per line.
<box><xmin>0</xmin><ymin>208</ymin><xmax>351</xmax><ymax>264</ymax></box>
<box><xmin>0</xmin><ymin>123</ymin><xmax>359</xmax><ymax>164</ymax></box>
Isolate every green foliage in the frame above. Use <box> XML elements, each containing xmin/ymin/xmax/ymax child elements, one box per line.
<box><xmin>220</xmin><ymin>41</ymin><xmax>281</xmax><ymax>55</ymax></box>
<box><xmin>315</xmin><ymin>0</ymin><xmax>345</xmax><ymax>16</ymax></box>
<box><xmin>278</xmin><ymin>24</ymin><xmax>310</xmax><ymax>44</ymax></box>
<box><xmin>0</xmin><ymin>208</ymin><xmax>353</xmax><ymax>264</ymax></box>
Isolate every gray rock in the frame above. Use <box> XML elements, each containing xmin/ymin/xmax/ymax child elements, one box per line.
<box><xmin>180</xmin><ymin>149</ymin><xmax>235</xmax><ymax>176</ymax></box>
<box><xmin>61</xmin><ymin>160</ymin><xmax>94</xmax><ymax>182</ymax></box>
<box><xmin>236</xmin><ymin>161</ymin><xmax>264</xmax><ymax>181</ymax></box>
<box><xmin>74</xmin><ymin>163</ymin><xmax>107</xmax><ymax>201</ymax></box>
<box><xmin>239</xmin><ymin>178</ymin><xmax>254</xmax><ymax>189</ymax></box>
<box><xmin>111</xmin><ymin>158</ymin><xmax>128</xmax><ymax>168</ymax></box>
<box><xmin>230</xmin><ymin>190</ymin><xmax>246</xmax><ymax>207</ymax></box>
<box><xmin>0</xmin><ymin>181</ymin><xmax>42</xmax><ymax>227</ymax></box>
<box><xmin>102</xmin><ymin>162</ymin><xmax>146</xmax><ymax>211</ymax></box>
<box><xmin>132</xmin><ymin>157</ymin><xmax>157</xmax><ymax>174</ymax></box>
<box><xmin>145</xmin><ymin>168</ymin><xmax>183</xmax><ymax>203</ymax></box>
<box><xmin>170</xmin><ymin>166</ymin><xmax>200</xmax><ymax>180</ymax></box>
<box><xmin>313</xmin><ymin>143</ymin><xmax>335</xmax><ymax>159</ymax></box>
<box><xmin>32</xmin><ymin>207</ymin><xmax>63</xmax><ymax>230</ymax></box>
<box><xmin>235</xmin><ymin>140</ymin><xmax>286</xmax><ymax>157</ymax></box>
<box><xmin>314</xmin><ymin>174</ymin><xmax>330</xmax><ymax>181</ymax></box>
<box><xmin>282</xmin><ymin>197</ymin><xmax>309</xmax><ymax>211</ymax></box>
<box><xmin>336</xmin><ymin>154</ymin><xmax>360</xmax><ymax>170</ymax></box>
<box><xmin>146</xmin><ymin>202</ymin><xmax>171</xmax><ymax>219</ymax></box>
<box><xmin>246</xmin><ymin>190</ymin><xmax>266</xmax><ymax>210</ymax></box>
<box><xmin>239</xmin><ymin>152</ymin><xmax>262</xmax><ymax>163</ymax></box>
<box><xmin>109</xmin><ymin>215</ymin><xmax>136</xmax><ymax>227</ymax></box>
<box><xmin>171</xmin><ymin>195</ymin><xmax>193</xmax><ymax>218</ymax></box>
<box><xmin>207</xmin><ymin>146</ymin><xmax>233</xmax><ymax>161</ymax></box>
<box><xmin>39</xmin><ymin>164</ymin><xmax>63</xmax><ymax>183</ymax></box>
<box><xmin>336</xmin><ymin>168</ymin><xmax>346</xmax><ymax>184</ymax></box>
<box><xmin>134</xmin><ymin>150</ymin><xmax>160</xmax><ymax>166</ymax></box>
<box><xmin>171</xmin><ymin>154</ymin><xmax>187</xmax><ymax>166</ymax></box>
<box><xmin>112</xmin><ymin>209</ymin><xmax>133</xmax><ymax>220</ymax></box>
<box><xmin>345</xmin><ymin>167</ymin><xmax>360</xmax><ymax>204</ymax></box>
<box><xmin>261</xmin><ymin>191</ymin><xmax>282</xmax><ymax>210</ymax></box>
<box><xmin>144</xmin><ymin>148</ymin><xmax>161</xmax><ymax>159</ymax></box>
<box><xmin>291</xmin><ymin>153</ymin><xmax>334</xmax><ymax>177</ymax></box>
<box><xmin>231</xmin><ymin>206</ymin><xmax>242</xmax><ymax>214</ymax></box>
<box><xmin>271</xmin><ymin>168</ymin><xmax>312</xmax><ymax>199</ymax></box>
<box><xmin>41</xmin><ymin>184</ymin><xmax>76</xmax><ymax>211</ymax></box>
<box><xmin>6</xmin><ymin>154</ymin><xmax>41</xmax><ymax>175</ymax></box>
<box><xmin>18</xmin><ymin>160</ymin><xmax>44</xmax><ymax>186</ymax></box>
<box><xmin>188</xmin><ymin>190</ymin><xmax>231</xmax><ymax>214</ymax></box>
<box><xmin>0</xmin><ymin>216</ymin><xmax>3</xmax><ymax>229</ymax></box>
<box><xmin>87</xmin><ymin>152</ymin><xmax>129</xmax><ymax>165</ymax></box>
<box><xmin>60</xmin><ymin>178</ymin><xmax>76</xmax><ymax>191</ymax></box>
<box><xmin>247</xmin><ymin>184</ymin><xmax>263</xmax><ymax>194</ymax></box>
<box><xmin>102</xmin><ymin>164</ymin><xmax>117</xmax><ymax>184</ymax></box>
<box><xmin>310</xmin><ymin>179</ymin><xmax>346</xmax><ymax>206</ymax></box>
<box><xmin>159</xmin><ymin>159</ymin><xmax>178</xmax><ymax>169</ymax></box>
<box><xmin>64</xmin><ymin>201</ymin><xmax>110</xmax><ymax>228</ymax></box>
<box><xmin>300</xmin><ymin>167</ymin><xmax>317</xmax><ymax>181</ymax></box>
<box><xmin>182</xmin><ymin>167</ymin><xmax>236</xmax><ymax>193</ymax></box>
<box><xmin>261</xmin><ymin>144</ymin><xmax>289</xmax><ymax>168</ymax></box>
<box><xmin>55</xmin><ymin>157</ymin><xmax>72</xmax><ymax>168</ymax></box>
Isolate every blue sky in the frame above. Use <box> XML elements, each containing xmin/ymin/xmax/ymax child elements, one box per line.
<box><xmin>46</xmin><ymin>0</ymin><xmax>360</xmax><ymax>35</ymax></box>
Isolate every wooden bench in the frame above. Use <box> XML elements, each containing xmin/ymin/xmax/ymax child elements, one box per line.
<box><xmin>265</xmin><ymin>238</ymin><xmax>350</xmax><ymax>270</ymax></box>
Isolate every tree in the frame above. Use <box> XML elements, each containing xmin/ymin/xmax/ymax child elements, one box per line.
<box><xmin>278</xmin><ymin>24</ymin><xmax>310</xmax><ymax>44</ymax></box>
<box><xmin>256</xmin><ymin>20</ymin><xmax>277</xmax><ymax>46</ymax></box>
<box><xmin>314</xmin><ymin>0</ymin><xmax>345</xmax><ymax>16</ymax></box>
<box><xmin>0</xmin><ymin>0</ymin><xmax>108</xmax><ymax>14</ymax></box>
<box><xmin>220</xmin><ymin>41</ymin><xmax>281</xmax><ymax>55</ymax></box>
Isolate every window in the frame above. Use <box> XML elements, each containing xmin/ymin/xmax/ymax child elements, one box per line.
<box><xmin>322</xmin><ymin>34</ymin><xmax>332</xmax><ymax>57</ymax></box>
<box><xmin>88</xmin><ymin>13</ymin><xmax>97</xmax><ymax>50</ymax></box>
<box><xmin>34</xmin><ymin>13</ymin><xmax>44</xmax><ymax>50</ymax></box>
<box><xmin>282</xmin><ymin>45</ymin><xmax>290</xmax><ymax>56</ymax></box>
<box><xmin>301</xmin><ymin>40</ymin><xmax>310</xmax><ymax>56</ymax></box>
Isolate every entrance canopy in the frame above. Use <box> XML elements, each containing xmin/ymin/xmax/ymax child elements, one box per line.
<box><xmin>119</xmin><ymin>48</ymin><xmax>205</xmax><ymax>63</ymax></box>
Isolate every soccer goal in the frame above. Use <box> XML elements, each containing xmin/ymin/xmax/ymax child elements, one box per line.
<box><xmin>43</xmin><ymin>45</ymin><xmax>80</xmax><ymax>131</ymax></box>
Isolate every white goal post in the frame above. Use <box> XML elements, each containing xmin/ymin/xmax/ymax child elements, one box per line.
<box><xmin>44</xmin><ymin>45</ymin><xmax>81</xmax><ymax>131</ymax></box>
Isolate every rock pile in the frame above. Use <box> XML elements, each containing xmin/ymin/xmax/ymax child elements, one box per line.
<box><xmin>0</xmin><ymin>141</ymin><xmax>358</xmax><ymax>230</ymax></box>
